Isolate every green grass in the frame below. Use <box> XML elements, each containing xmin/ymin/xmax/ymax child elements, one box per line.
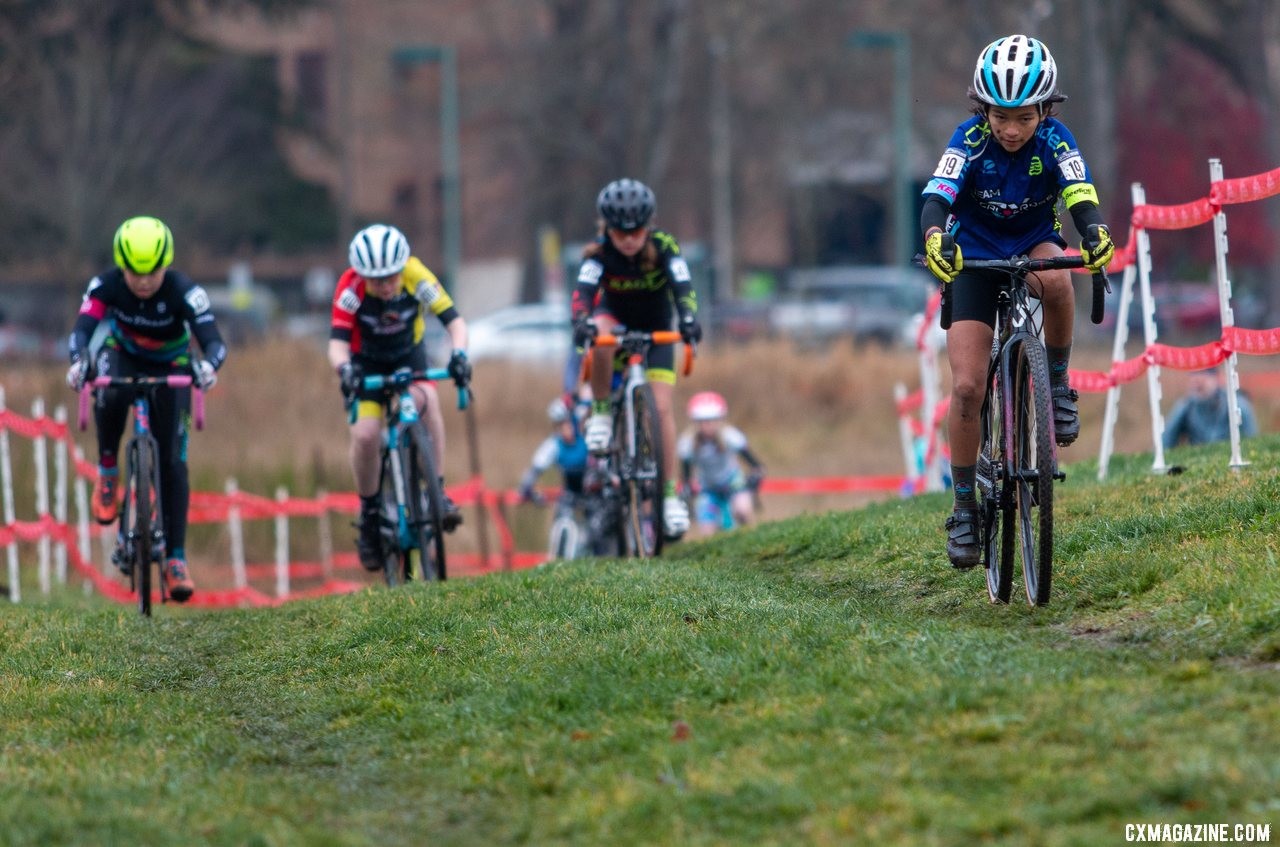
<box><xmin>3</xmin><ymin>439</ymin><xmax>1279</xmax><ymax>846</ymax></box>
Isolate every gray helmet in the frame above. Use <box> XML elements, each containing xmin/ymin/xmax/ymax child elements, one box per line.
<box><xmin>596</xmin><ymin>178</ymin><xmax>655</xmax><ymax>231</ymax></box>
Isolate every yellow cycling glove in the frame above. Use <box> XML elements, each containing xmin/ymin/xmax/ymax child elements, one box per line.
<box><xmin>1080</xmin><ymin>224</ymin><xmax>1115</xmax><ymax>271</ymax></box>
<box><xmin>924</xmin><ymin>228</ymin><xmax>962</xmax><ymax>283</ymax></box>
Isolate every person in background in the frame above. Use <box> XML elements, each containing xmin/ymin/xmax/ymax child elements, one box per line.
<box><xmin>517</xmin><ymin>397</ymin><xmax>589</xmax><ymax>507</ymax></box>
<box><xmin>678</xmin><ymin>391</ymin><xmax>764</xmax><ymax>537</ymax></box>
<box><xmin>920</xmin><ymin>34</ymin><xmax>1114</xmax><ymax>568</ymax></box>
<box><xmin>571</xmin><ymin>178</ymin><xmax>701</xmax><ymax>540</ymax></box>
<box><xmin>328</xmin><ymin>223</ymin><xmax>471</xmax><ymax>571</ymax></box>
<box><xmin>1163</xmin><ymin>367</ymin><xmax>1257</xmax><ymax>449</ymax></box>
<box><xmin>66</xmin><ymin>216</ymin><xmax>227</xmax><ymax>602</ymax></box>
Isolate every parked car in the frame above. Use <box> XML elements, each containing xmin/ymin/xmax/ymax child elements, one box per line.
<box><xmin>770</xmin><ymin>265</ymin><xmax>933</xmax><ymax>349</ymax></box>
<box><xmin>467</xmin><ymin>301</ymin><xmax>572</xmax><ymax>362</ymax></box>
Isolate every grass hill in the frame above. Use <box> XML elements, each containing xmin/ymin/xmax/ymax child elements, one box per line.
<box><xmin>2</xmin><ymin>439</ymin><xmax>1278</xmax><ymax>846</ymax></box>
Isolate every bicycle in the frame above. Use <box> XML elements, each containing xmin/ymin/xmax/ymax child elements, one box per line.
<box><xmin>936</xmin><ymin>250</ymin><xmax>1108</xmax><ymax>605</ymax></box>
<box><xmin>580</xmin><ymin>329</ymin><xmax>694</xmax><ymax>558</ymax></box>
<box><xmin>78</xmin><ymin>373</ymin><xmax>206</xmax><ymax>617</ymax></box>
<box><xmin>355</xmin><ymin>367</ymin><xmax>469</xmax><ymax>586</ymax></box>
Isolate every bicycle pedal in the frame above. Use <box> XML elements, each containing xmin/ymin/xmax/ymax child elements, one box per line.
<box><xmin>1054</xmin><ymin>470</ymin><xmax>1066</xmax><ymax>482</ymax></box>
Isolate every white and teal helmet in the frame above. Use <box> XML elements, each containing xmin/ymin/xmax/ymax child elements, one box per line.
<box><xmin>972</xmin><ymin>35</ymin><xmax>1058</xmax><ymax>108</ymax></box>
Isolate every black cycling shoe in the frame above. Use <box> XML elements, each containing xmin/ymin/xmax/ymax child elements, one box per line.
<box><xmin>945</xmin><ymin>507</ymin><xmax>982</xmax><ymax>569</ymax></box>
<box><xmin>1051</xmin><ymin>383</ymin><xmax>1080</xmax><ymax>446</ymax></box>
<box><xmin>355</xmin><ymin>512</ymin><xmax>383</xmax><ymax>572</ymax></box>
<box><xmin>442</xmin><ymin>495</ymin><xmax>463</xmax><ymax>533</ymax></box>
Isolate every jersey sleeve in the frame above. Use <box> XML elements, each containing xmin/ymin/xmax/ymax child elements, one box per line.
<box><xmin>402</xmin><ymin>256</ymin><xmax>457</xmax><ymax>320</ymax></box>
<box><xmin>69</xmin><ymin>275</ymin><xmax>109</xmax><ymax>362</ymax></box>
<box><xmin>572</xmin><ymin>256</ymin><xmax>605</xmax><ymax>319</ymax></box>
<box><xmin>654</xmin><ymin>231</ymin><xmax>697</xmax><ymax>317</ymax></box>
<box><xmin>722</xmin><ymin>426</ymin><xmax>748</xmax><ymax>452</ymax></box>
<box><xmin>922</xmin><ymin>120</ymin><xmax>979</xmax><ymax>206</ymax></box>
<box><xmin>330</xmin><ymin>269</ymin><xmax>364</xmax><ymax>343</ymax></box>
<box><xmin>1042</xmin><ymin>119</ymin><xmax>1098</xmax><ymax>210</ymax></box>
<box><xmin>176</xmin><ymin>273</ymin><xmax>227</xmax><ymax>369</ymax></box>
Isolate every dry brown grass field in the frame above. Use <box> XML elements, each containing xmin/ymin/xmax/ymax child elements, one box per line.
<box><xmin>4</xmin><ymin>334</ymin><xmax>1278</xmax><ymax>580</ymax></box>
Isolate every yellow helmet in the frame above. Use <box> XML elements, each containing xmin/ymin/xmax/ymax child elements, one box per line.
<box><xmin>113</xmin><ymin>216</ymin><xmax>174</xmax><ymax>274</ymax></box>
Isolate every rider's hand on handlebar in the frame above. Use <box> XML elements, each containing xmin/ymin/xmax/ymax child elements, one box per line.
<box><xmin>924</xmin><ymin>228</ymin><xmax>962</xmax><ymax>283</ymax></box>
<box><xmin>746</xmin><ymin>468</ymin><xmax>765</xmax><ymax>491</ymax></box>
<box><xmin>338</xmin><ymin>361</ymin><xmax>362</xmax><ymax>407</ymax></box>
<box><xmin>1080</xmin><ymin>224</ymin><xmax>1115</xmax><ymax>272</ymax></box>
<box><xmin>66</xmin><ymin>358</ymin><xmax>88</xmax><ymax>391</ymax></box>
<box><xmin>194</xmin><ymin>360</ymin><xmax>218</xmax><ymax>391</ymax></box>
<box><xmin>679</xmin><ymin>314</ymin><xmax>702</xmax><ymax>345</ymax></box>
<box><xmin>447</xmin><ymin>349</ymin><xmax>471</xmax><ymax>388</ymax></box>
<box><xmin>572</xmin><ymin>315</ymin><xmax>597</xmax><ymax>349</ymax></box>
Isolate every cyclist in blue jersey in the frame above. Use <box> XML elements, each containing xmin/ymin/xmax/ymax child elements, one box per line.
<box><xmin>920</xmin><ymin>35</ymin><xmax>1115</xmax><ymax>567</ymax></box>
<box><xmin>66</xmin><ymin>217</ymin><xmax>227</xmax><ymax>602</ymax></box>
<box><xmin>517</xmin><ymin>396</ymin><xmax>590</xmax><ymax>507</ymax></box>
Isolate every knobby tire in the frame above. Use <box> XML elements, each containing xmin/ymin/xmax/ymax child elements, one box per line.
<box><xmin>1013</xmin><ymin>340</ymin><xmax>1055</xmax><ymax>605</ymax></box>
<box><xmin>979</xmin><ymin>362</ymin><xmax>1014</xmax><ymax>603</ymax></box>
<box><xmin>621</xmin><ymin>383</ymin><xmax>664</xmax><ymax>558</ymax></box>
<box><xmin>130</xmin><ymin>440</ymin><xmax>154</xmax><ymax>617</ymax></box>
<box><xmin>408</xmin><ymin>422</ymin><xmax>447</xmax><ymax>581</ymax></box>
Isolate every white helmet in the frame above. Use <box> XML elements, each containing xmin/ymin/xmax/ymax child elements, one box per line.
<box><xmin>547</xmin><ymin>398</ymin><xmax>570</xmax><ymax>424</ymax></box>
<box><xmin>349</xmin><ymin>224</ymin><xmax>410</xmax><ymax>278</ymax></box>
<box><xmin>972</xmin><ymin>35</ymin><xmax>1058</xmax><ymax>108</ymax></box>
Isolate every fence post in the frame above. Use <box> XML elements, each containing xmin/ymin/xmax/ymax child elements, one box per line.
<box><xmin>73</xmin><ymin>443</ymin><xmax>91</xmax><ymax>593</ymax></box>
<box><xmin>275</xmin><ymin>485</ymin><xmax>289</xmax><ymax>599</ymax></box>
<box><xmin>53</xmin><ymin>404</ymin><xmax>68</xmax><ymax>585</ymax></box>
<box><xmin>0</xmin><ymin>386</ymin><xmax>19</xmax><ymax>603</ymax></box>
<box><xmin>1098</xmin><ymin>262</ymin><xmax>1138</xmax><ymax>481</ymax></box>
<box><xmin>893</xmin><ymin>383</ymin><xmax>917</xmax><ymax>491</ymax></box>
<box><xmin>227</xmin><ymin>478</ymin><xmax>247</xmax><ymax>590</ymax></box>
<box><xmin>1209</xmin><ymin>158</ymin><xmax>1250</xmax><ymax>471</ymax></box>
<box><xmin>317</xmin><ymin>488</ymin><xmax>333</xmax><ymax>582</ymax></box>
<box><xmin>1131</xmin><ymin>183</ymin><xmax>1170</xmax><ymax>473</ymax></box>
<box><xmin>32</xmin><ymin>399</ymin><xmax>51</xmax><ymax>594</ymax></box>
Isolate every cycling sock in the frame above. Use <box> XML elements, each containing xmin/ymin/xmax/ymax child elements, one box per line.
<box><xmin>664</xmin><ymin>480</ymin><xmax>677</xmax><ymax>497</ymax></box>
<box><xmin>359</xmin><ymin>493</ymin><xmax>379</xmax><ymax>514</ymax></box>
<box><xmin>169</xmin><ymin>547</ymin><xmax>184</xmax><ymax>561</ymax></box>
<box><xmin>952</xmin><ymin>464</ymin><xmax>977</xmax><ymax>508</ymax></box>
<box><xmin>1046</xmin><ymin>344</ymin><xmax>1072</xmax><ymax>385</ymax></box>
<box><xmin>592</xmin><ymin>400</ymin><xmax>610</xmax><ymax>416</ymax></box>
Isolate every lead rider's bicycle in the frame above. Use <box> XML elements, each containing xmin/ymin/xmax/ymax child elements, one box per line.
<box><xmin>937</xmin><ymin>251</ymin><xmax>1108</xmax><ymax>606</ymax></box>
<box><xmin>78</xmin><ymin>373</ymin><xmax>206</xmax><ymax>616</ymax></box>
<box><xmin>581</xmin><ymin>329</ymin><xmax>694</xmax><ymax>558</ymax></box>
<box><xmin>355</xmin><ymin>368</ymin><xmax>469</xmax><ymax>586</ymax></box>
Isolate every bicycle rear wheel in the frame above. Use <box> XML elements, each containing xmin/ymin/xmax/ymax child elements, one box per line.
<box><xmin>407</xmin><ymin>422</ymin><xmax>447</xmax><ymax>581</ymax></box>
<box><xmin>978</xmin><ymin>362</ymin><xmax>1014</xmax><ymax>604</ymax></box>
<box><xmin>1011</xmin><ymin>340</ymin><xmax>1055</xmax><ymax>605</ymax></box>
<box><xmin>129</xmin><ymin>440</ymin><xmax>154</xmax><ymax>616</ymax></box>
<box><xmin>618</xmin><ymin>383</ymin><xmax>664</xmax><ymax>558</ymax></box>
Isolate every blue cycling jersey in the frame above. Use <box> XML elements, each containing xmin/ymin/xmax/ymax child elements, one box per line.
<box><xmin>922</xmin><ymin>116</ymin><xmax>1098</xmax><ymax>259</ymax></box>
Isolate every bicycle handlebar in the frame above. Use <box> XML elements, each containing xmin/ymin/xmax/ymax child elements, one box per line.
<box><xmin>914</xmin><ymin>253</ymin><xmax>1111</xmax><ymax>330</ymax></box>
<box><xmin>358</xmin><ymin>368</ymin><xmax>470</xmax><ymax>410</ymax></box>
<box><xmin>78</xmin><ymin>374</ymin><xmax>205</xmax><ymax>432</ymax></box>
<box><xmin>582</xmin><ymin>328</ymin><xmax>695</xmax><ymax>381</ymax></box>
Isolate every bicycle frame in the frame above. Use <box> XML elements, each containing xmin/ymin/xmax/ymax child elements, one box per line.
<box><xmin>78</xmin><ymin>373</ymin><xmax>203</xmax><ymax>615</ymax></box>
<box><xmin>582</xmin><ymin>328</ymin><xmax>693</xmax><ymax>557</ymax></box>
<box><xmin>356</xmin><ymin>367</ymin><xmax>468</xmax><ymax>583</ymax></box>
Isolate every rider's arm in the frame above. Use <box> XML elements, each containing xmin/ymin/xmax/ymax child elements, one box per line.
<box><xmin>657</xmin><ymin>234</ymin><xmax>697</xmax><ymax>321</ymax></box>
<box><xmin>442</xmin><ymin>314</ymin><xmax>468</xmax><ymax>351</ymax></box>
<box><xmin>920</xmin><ymin>195</ymin><xmax>951</xmax><ymax>240</ymax></box>
<box><xmin>68</xmin><ymin>275</ymin><xmax>108</xmax><ymax>363</ymax></box>
<box><xmin>571</xmin><ymin>254</ymin><xmax>604</xmax><ymax>321</ymax></box>
<box><xmin>517</xmin><ymin>437</ymin><xmax>557</xmax><ymax>497</ymax></box>
<box><xmin>180</xmin><ymin>279</ymin><xmax>228</xmax><ymax>370</ymax></box>
<box><xmin>328</xmin><ymin>339</ymin><xmax>352</xmax><ymax>372</ymax></box>
<box><xmin>739</xmin><ymin>445</ymin><xmax>764</xmax><ymax>470</ymax></box>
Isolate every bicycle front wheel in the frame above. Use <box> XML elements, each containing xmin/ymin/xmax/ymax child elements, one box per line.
<box><xmin>407</xmin><ymin>422</ymin><xmax>447</xmax><ymax>581</ymax></box>
<box><xmin>128</xmin><ymin>440</ymin><xmax>154</xmax><ymax>617</ymax></box>
<box><xmin>619</xmin><ymin>383</ymin><xmax>664</xmax><ymax>558</ymax></box>
<box><xmin>1011</xmin><ymin>340</ymin><xmax>1055</xmax><ymax>606</ymax></box>
<box><xmin>978</xmin><ymin>361</ymin><xmax>1014</xmax><ymax>604</ymax></box>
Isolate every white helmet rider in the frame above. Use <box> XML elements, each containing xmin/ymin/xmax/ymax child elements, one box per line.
<box><xmin>349</xmin><ymin>223</ymin><xmax>410</xmax><ymax>278</ymax></box>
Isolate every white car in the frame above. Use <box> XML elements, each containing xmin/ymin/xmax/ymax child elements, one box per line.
<box><xmin>467</xmin><ymin>301</ymin><xmax>572</xmax><ymax>362</ymax></box>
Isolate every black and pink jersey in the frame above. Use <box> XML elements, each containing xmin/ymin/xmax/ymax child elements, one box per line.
<box><xmin>69</xmin><ymin>268</ymin><xmax>227</xmax><ymax>370</ymax></box>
